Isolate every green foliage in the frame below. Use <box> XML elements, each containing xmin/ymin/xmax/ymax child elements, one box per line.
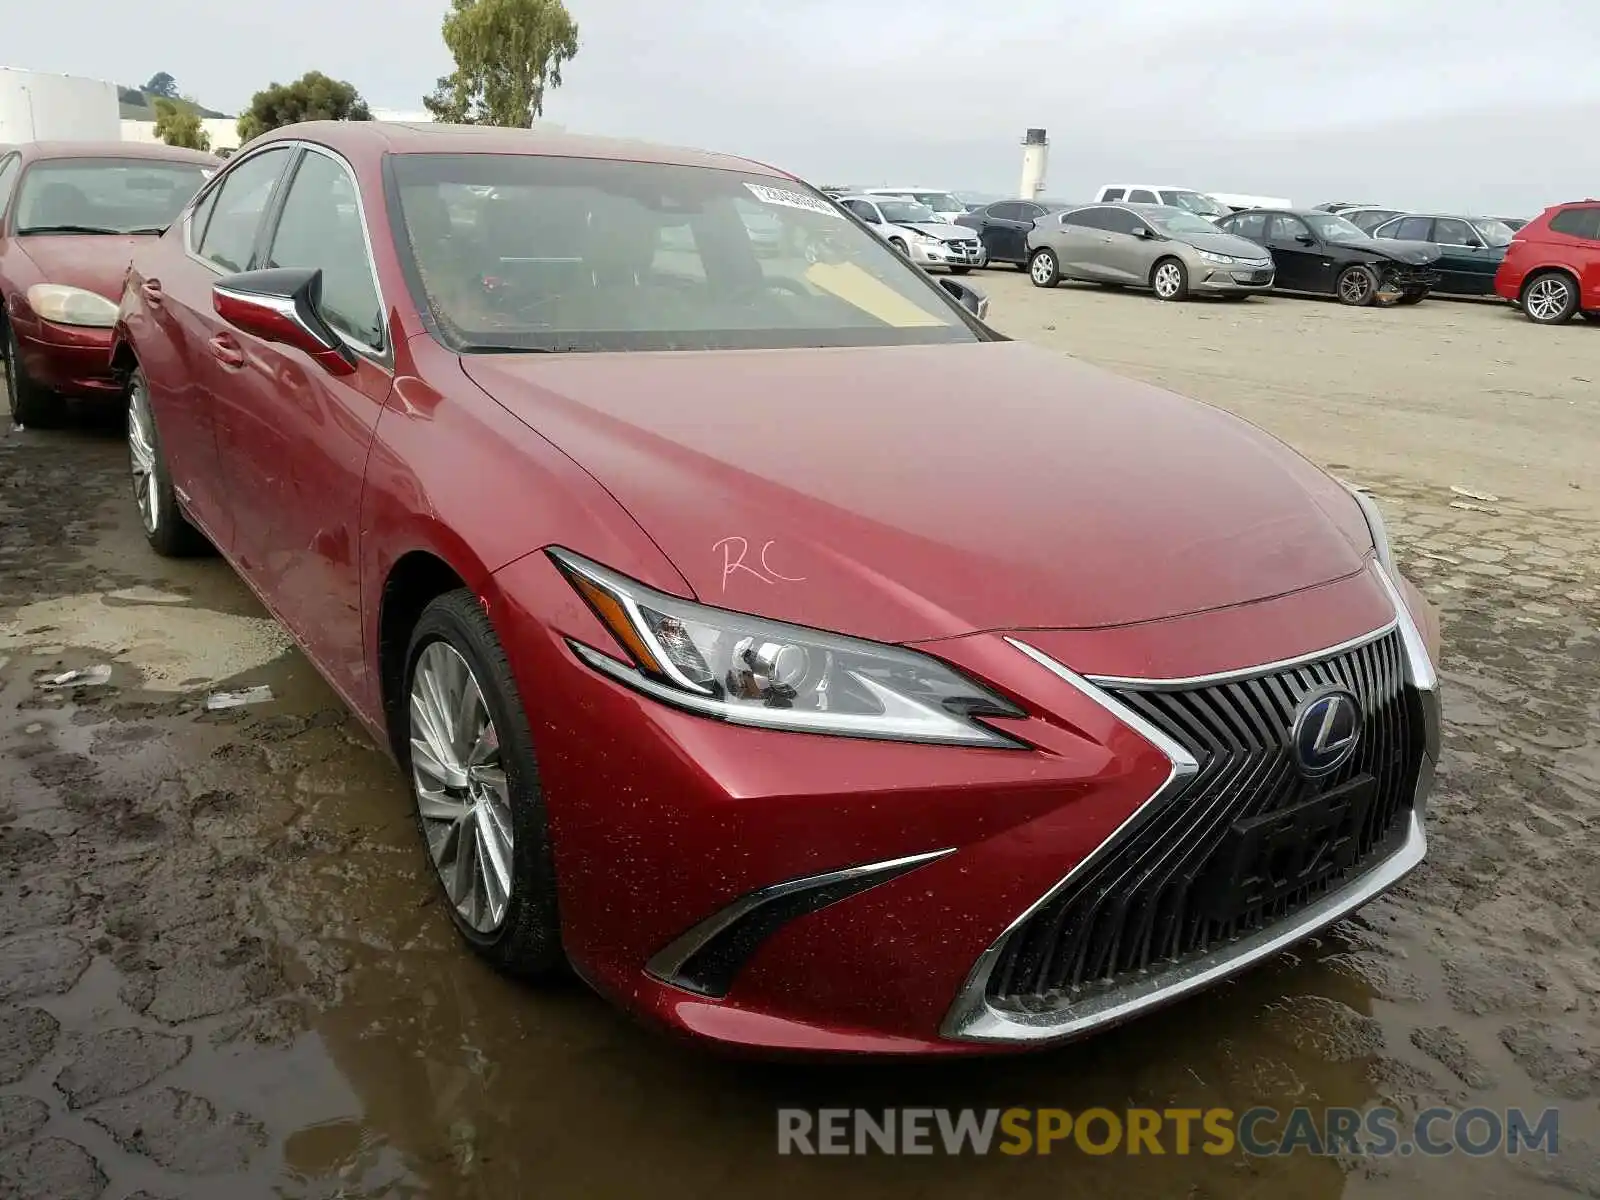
<box><xmin>152</xmin><ymin>97</ymin><xmax>211</xmax><ymax>152</ymax></box>
<box><xmin>143</xmin><ymin>71</ymin><xmax>179</xmax><ymax>99</ymax></box>
<box><xmin>423</xmin><ymin>0</ymin><xmax>579</xmax><ymax>127</ymax></box>
<box><xmin>237</xmin><ymin>71</ymin><xmax>372</xmax><ymax>143</ymax></box>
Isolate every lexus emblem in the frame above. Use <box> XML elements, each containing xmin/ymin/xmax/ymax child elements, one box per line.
<box><xmin>1290</xmin><ymin>688</ymin><xmax>1361</xmax><ymax>778</ymax></box>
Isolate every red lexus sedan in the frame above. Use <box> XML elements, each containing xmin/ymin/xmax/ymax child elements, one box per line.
<box><xmin>111</xmin><ymin>122</ymin><xmax>1441</xmax><ymax>1056</ymax></box>
<box><xmin>0</xmin><ymin>140</ymin><xmax>218</xmax><ymax>426</ymax></box>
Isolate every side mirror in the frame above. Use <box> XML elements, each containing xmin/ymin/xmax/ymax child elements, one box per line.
<box><xmin>939</xmin><ymin>276</ymin><xmax>989</xmax><ymax>322</ymax></box>
<box><xmin>212</xmin><ymin>267</ymin><xmax>357</xmax><ymax>376</ymax></box>
<box><xmin>1132</xmin><ymin>226</ymin><xmax>1152</xmax><ymax>238</ymax></box>
<box><xmin>1295</xmin><ymin>234</ymin><xmax>1316</xmax><ymax>246</ymax></box>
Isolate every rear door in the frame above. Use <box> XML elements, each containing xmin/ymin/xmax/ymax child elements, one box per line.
<box><xmin>1432</xmin><ymin>218</ymin><xmax>1496</xmax><ymax>295</ymax></box>
<box><xmin>211</xmin><ymin>145</ymin><xmax>394</xmax><ymax>698</ymax></box>
<box><xmin>1058</xmin><ymin>207</ymin><xmax>1117</xmax><ymax>281</ymax></box>
<box><xmin>128</xmin><ymin>145</ymin><xmax>295</xmax><ymax>548</ymax></box>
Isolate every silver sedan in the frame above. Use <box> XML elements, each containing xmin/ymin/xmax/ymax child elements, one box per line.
<box><xmin>1027</xmin><ymin>204</ymin><xmax>1276</xmax><ymax>300</ymax></box>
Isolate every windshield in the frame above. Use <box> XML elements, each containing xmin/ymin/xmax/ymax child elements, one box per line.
<box><xmin>1302</xmin><ymin>212</ymin><xmax>1369</xmax><ymax>243</ymax></box>
<box><xmin>390</xmin><ymin>154</ymin><xmax>976</xmax><ymax>354</ymax></box>
<box><xmin>877</xmin><ymin>200</ymin><xmax>938</xmax><ymax>225</ymax></box>
<box><xmin>1151</xmin><ymin>211</ymin><xmax>1220</xmax><ymax>236</ymax></box>
<box><xmin>15</xmin><ymin>158</ymin><xmax>210</xmax><ymax>234</ymax></box>
<box><xmin>1161</xmin><ymin>190</ymin><xmax>1227</xmax><ymax>218</ymax></box>
<box><xmin>1470</xmin><ymin>218</ymin><xmax>1515</xmax><ymax>247</ymax></box>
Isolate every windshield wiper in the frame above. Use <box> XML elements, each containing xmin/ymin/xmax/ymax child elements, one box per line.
<box><xmin>17</xmin><ymin>224</ymin><xmax>125</xmax><ymax>236</ymax></box>
<box><xmin>124</xmin><ymin>225</ymin><xmax>170</xmax><ymax>236</ymax></box>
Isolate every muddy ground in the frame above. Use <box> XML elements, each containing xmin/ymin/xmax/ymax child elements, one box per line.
<box><xmin>1</xmin><ymin>287</ymin><xmax>1597</xmax><ymax>1199</ymax></box>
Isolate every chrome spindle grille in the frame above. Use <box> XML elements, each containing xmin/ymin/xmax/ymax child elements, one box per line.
<box><xmin>988</xmin><ymin>629</ymin><xmax>1423</xmax><ymax>1010</ymax></box>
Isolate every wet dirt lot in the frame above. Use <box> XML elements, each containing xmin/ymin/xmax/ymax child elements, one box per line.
<box><xmin>1</xmin><ymin>286</ymin><xmax>1597</xmax><ymax>1199</ymax></box>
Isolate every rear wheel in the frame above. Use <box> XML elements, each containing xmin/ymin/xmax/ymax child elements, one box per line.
<box><xmin>1151</xmin><ymin>257</ymin><xmax>1188</xmax><ymax>301</ymax></box>
<box><xmin>404</xmin><ymin>590</ymin><xmax>563</xmax><ymax>979</ymax></box>
<box><xmin>1522</xmin><ymin>272</ymin><xmax>1580</xmax><ymax>324</ymax></box>
<box><xmin>1029</xmin><ymin>248</ymin><xmax>1060</xmax><ymax>288</ymax></box>
<box><xmin>1336</xmin><ymin>264</ymin><xmax>1380</xmax><ymax>307</ymax></box>
<box><xmin>4</xmin><ymin>322</ymin><xmax>59</xmax><ymax>428</ymax></box>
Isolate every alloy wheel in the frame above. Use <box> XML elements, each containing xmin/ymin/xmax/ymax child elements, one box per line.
<box><xmin>409</xmin><ymin>641</ymin><xmax>515</xmax><ymax>933</ymax></box>
<box><xmin>1154</xmin><ymin>263</ymin><xmax>1182</xmax><ymax>298</ymax></box>
<box><xmin>1525</xmin><ymin>276</ymin><xmax>1574</xmax><ymax>323</ymax></box>
<box><xmin>127</xmin><ymin>377</ymin><xmax>160</xmax><ymax>535</ymax></box>
<box><xmin>1030</xmin><ymin>252</ymin><xmax>1056</xmax><ymax>285</ymax></box>
<box><xmin>1339</xmin><ymin>270</ymin><xmax>1372</xmax><ymax>305</ymax></box>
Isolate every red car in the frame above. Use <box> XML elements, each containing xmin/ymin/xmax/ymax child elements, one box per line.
<box><xmin>111</xmin><ymin>122</ymin><xmax>1441</xmax><ymax>1056</ymax></box>
<box><xmin>1494</xmin><ymin>199</ymin><xmax>1600</xmax><ymax>325</ymax></box>
<box><xmin>0</xmin><ymin>141</ymin><xmax>218</xmax><ymax>426</ymax></box>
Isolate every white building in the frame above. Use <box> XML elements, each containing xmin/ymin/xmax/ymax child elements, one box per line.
<box><xmin>0</xmin><ymin>67</ymin><xmax>119</xmax><ymax>142</ymax></box>
<box><xmin>121</xmin><ymin>116</ymin><xmax>240</xmax><ymax>154</ymax></box>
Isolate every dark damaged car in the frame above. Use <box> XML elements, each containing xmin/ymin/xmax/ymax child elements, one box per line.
<box><xmin>1216</xmin><ymin>208</ymin><xmax>1441</xmax><ymax>306</ymax></box>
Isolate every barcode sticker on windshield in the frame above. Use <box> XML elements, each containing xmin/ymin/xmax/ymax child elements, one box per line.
<box><xmin>744</xmin><ymin>183</ymin><xmax>844</xmax><ymax>219</ymax></box>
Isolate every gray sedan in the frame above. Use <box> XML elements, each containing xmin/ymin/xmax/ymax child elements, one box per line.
<box><xmin>1027</xmin><ymin>204</ymin><xmax>1276</xmax><ymax>300</ymax></box>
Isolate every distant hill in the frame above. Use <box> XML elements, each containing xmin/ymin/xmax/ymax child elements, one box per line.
<box><xmin>117</xmin><ymin>85</ymin><xmax>230</xmax><ymax>121</ymax></box>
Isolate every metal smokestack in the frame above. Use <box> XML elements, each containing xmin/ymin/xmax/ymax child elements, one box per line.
<box><xmin>1018</xmin><ymin>128</ymin><xmax>1049</xmax><ymax>200</ymax></box>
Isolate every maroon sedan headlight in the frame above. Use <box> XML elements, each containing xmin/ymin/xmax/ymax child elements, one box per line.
<box><xmin>549</xmin><ymin>548</ymin><xmax>1025</xmax><ymax>748</ymax></box>
<box><xmin>25</xmin><ymin>284</ymin><xmax>119</xmax><ymax>328</ymax></box>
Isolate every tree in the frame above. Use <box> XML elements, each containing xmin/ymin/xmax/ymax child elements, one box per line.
<box><xmin>152</xmin><ymin>98</ymin><xmax>211</xmax><ymax>151</ymax></box>
<box><xmin>423</xmin><ymin>0</ymin><xmax>578</xmax><ymax>127</ymax></box>
<box><xmin>236</xmin><ymin>71</ymin><xmax>372</xmax><ymax>143</ymax></box>
<box><xmin>143</xmin><ymin>72</ymin><xmax>179</xmax><ymax>99</ymax></box>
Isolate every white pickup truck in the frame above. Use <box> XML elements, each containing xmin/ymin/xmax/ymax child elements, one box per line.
<box><xmin>1093</xmin><ymin>184</ymin><xmax>1232</xmax><ymax>221</ymax></box>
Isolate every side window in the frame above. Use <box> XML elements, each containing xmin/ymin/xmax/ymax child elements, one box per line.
<box><xmin>0</xmin><ymin>154</ymin><xmax>21</xmax><ymax>227</ymax></box>
<box><xmin>1549</xmin><ymin>207</ymin><xmax>1600</xmax><ymax>240</ymax></box>
<box><xmin>1433</xmin><ymin>218</ymin><xmax>1477</xmax><ymax>246</ymax></box>
<box><xmin>1128</xmin><ymin>189</ymin><xmax>1158</xmax><ymax>204</ymax></box>
<box><xmin>1267</xmin><ymin>214</ymin><xmax>1311</xmax><ymax>241</ymax></box>
<box><xmin>263</xmin><ymin>150</ymin><xmax>383</xmax><ymax>350</ymax></box>
<box><xmin>187</xmin><ymin>182</ymin><xmax>221</xmax><ymax>252</ymax></box>
<box><xmin>1100</xmin><ymin>188</ymin><xmax>1125</xmax><ymax>202</ymax></box>
<box><xmin>1017</xmin><ymin>203</ymin><xmax>1044</xmax><ymax>220</ymax></box>
<box><xmin>1073</xmin><ymin>208</ymin><xmax>1112</xmax><ymax>231</ymax></box>
<box><xmin>1101</xmin><ymin>208</ymin><xmax>1144</xmax><ymax>236</ymax></box>
<box><xmin>843</xmin><ymin>199</ymin><xmax>878</xmax><ymax>223</ymax></box>
<box><xmin>988</xmin><ymin>202</ymin><xmax>1023</xmax><ymax>221</ymax></box>
<box><xmin>1229</xmin><ymin>212</ymin><xmax>1267</xmax><ymax>239</ymax></box>
<box><xmin>197</xmin><ymin>147</ymin><xmax>292</xmax><ymax>272</ymax></box>
<box><xmin>1394</xmin><ymin>216</ymin><xmax>1434</xmax><ymax>241</ymax></box>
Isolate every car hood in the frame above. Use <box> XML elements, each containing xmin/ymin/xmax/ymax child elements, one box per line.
<box><xmin>1354</xmin><ymin>238</ymin><xmax>1438</xmax><ymax>265</ymax></box>
<box><xmin>1174</xmin><ymin>230</ymin><xmax>1273</xmax><ymax>261</ymax></box>
<box><xmin>14</xmin><ymin>234</ymin><xmax>150</xmax><ymax>301</ymax></box>
<box><xmin>896</xmin><ymin>222</ymin><xmax>975</xmax><ymax>242</ymax></box>
<box><xmin>464</xmin><ymin>341</ymin><xmax>1371</xmax><ymax>643</ymax></box>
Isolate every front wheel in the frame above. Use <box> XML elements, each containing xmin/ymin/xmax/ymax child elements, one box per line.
<box><xmin>1029</xmin><ymin>248</ymin><xmax>1060</xmax><ymax>288</ymax></box>
<box><xmin>1336</xmin><ymin>264</ymin><xmax>1381</xmax><ymax>307</ymax></box>
<box><xmin>404</xmin><ymin>590</ymin><xmax>563</xmax><ymax>979</ymax></box>
<box><xmin>888</xmin><ymin>237</ymin><xmax>908</xmax><ymax>255</ymax></box>
<box><xmin>1522</xmin><ymin>272</ymin><xmax>1580</xmax><ymax>325</ymax></box>
<box><xmin>127</xmin><ymin>368</ymin><xmax>210</xmax><ymax>557</ymax></box>
<box><xmin>1151</xmin><ymin>257</ymin><xmax>1188</xmax><ymax>301</ymax></box>
<box><xmin>4</xmin><ymin>323</ymin><xmax>59</xmax><ymax>428</ymax></box>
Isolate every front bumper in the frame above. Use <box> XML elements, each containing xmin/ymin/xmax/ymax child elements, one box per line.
<box><xmin>907</xmin><ymin>238</ymin><xmax>987</xmax><ymax>269</ymax></box>
<box><xmin>10</xmin><ymin>316</ymin><xmax>118</xmax><ymax>397</ymax></box>
<box><xmin>490</xmin><ymin>553</ymin><xmax>1437</xmax><ymax>1055</ymax></box>
<box><xmin>1193</xmin><ymin>264</ymin><xmax>1276</xmax><ymax>293</ymax></box>
<box><xmin>1377</xmin><ymin>264</ymin><xmax>1441</xmax><ymax>292</ymax></box>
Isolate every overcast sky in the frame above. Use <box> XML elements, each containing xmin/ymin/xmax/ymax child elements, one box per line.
<box><xmin>9</xmin><ymin>0</ymin><xmax>1600</xmax><ymax>213</ymax></box>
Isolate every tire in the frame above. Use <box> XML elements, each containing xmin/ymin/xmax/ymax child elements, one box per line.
<box><xmin>1151</xmin><ymin>257</ymin><xmax>1188</xmax><ymax>301</ymax></box>
<box><xmin>1396</xmin><ymin>288</ymin><xmax>1428</xmax><ymax>306</ymax></box>
<box><xmin>1028</xmin><ymin>248</ymin><xmax>1060</xmax><ymax>288</ymax></box>
<box><xmin>888</xmin><ymin>237</ymin><xmax>908</xmax><ymax>255</ymax></box>
<box><xmin>127</xmin><ymin>368</ymin><xmax>210</xmax><ymax>557</ymax></box>
<box><xmin>4</xmin><ymin>322</ymin><xmax>60</xmax><ymax>428</ymax></box>
<box><xmin>404</xmin><ymin>589</ymin><xmax>563</xmax><ymax>979</ymax></box>
<box><xmin>1336</xmin><ymin>264</ymin><xmax>1380</xmax><ymax>306</ymax></box>
<box><xmin>1521</xmin><ymin>272</ymin><xmax>1580</xmax><ymax>325</ymax></box>
<box><xmin>948</xmin><ymin>266</ymin><xmax>971</xmax><ymax>276</ymax></box>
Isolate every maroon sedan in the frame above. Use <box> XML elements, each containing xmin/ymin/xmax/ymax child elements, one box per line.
<box><xmin>0</xmin><ymin>140</ymin><xmax>217</xmax><ymax>426</ymax></box>
<box><xmin>111</xmin><ymin>122</ymin><xmax>1441</xmax><ymax>1055</ymax></box>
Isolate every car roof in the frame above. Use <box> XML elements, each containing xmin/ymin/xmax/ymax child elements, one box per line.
<box><xmin>247</xmin><ymin>120</ymin><xmax>787</xmax><ymax>178</ymax></box>
<box><xmin>863</xmin><ymin>186</ymin><xmax>956</xmax><ymax>193</ymax></box>
<box><xmin>14</xmin><ymin>140</ymin><xmax>220</xmax><ymax>166</ymax></box>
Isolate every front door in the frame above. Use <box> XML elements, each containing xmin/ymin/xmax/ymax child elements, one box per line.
<box><xmin>980</xmin><ymin>203</ymin><xmax>1033</xmax><ymax>263</ymax></box>
<box><xmin>210</xmin><ymin>146</ymin><xmax>394</xmax><ymax>701</ymax></box>
<box><xmin>1431</xmin><ymin>218</ymin><xmax>1499</xmax><ymax>295</ymax></box>
<box><xmin>1264</xmin><ymin>214</ymin><xmax>1330</xmax><ymax>292</ymax></box>
<box><xmin>1102</xmin><ymin>208</ymin><xmax>1162</xmax><ymax>284</ymax></box>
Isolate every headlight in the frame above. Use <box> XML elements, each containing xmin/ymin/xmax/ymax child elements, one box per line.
<box><xmin>551</xmin><ymin>549</ymin><xmax>1025</xmax><ymax>748</ymax></box>
<box><xmin>26</xmin><ymin>284</ymin><xmax>119</xmax><ymax>328</ymax></box>
<box><xmin>1197</xmin><ymin>251</ymin><xmax>1237</xmax><ymax>265</ymax></box>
